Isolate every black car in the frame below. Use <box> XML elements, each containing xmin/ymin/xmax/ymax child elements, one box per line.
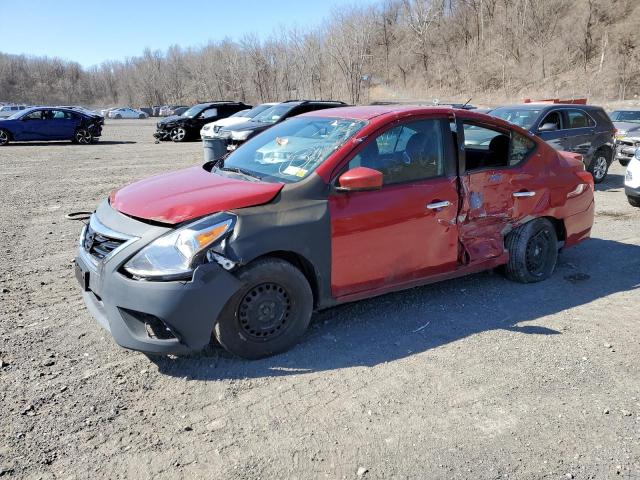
<box><xmin>490</xmin><ymin>104</ymin><xmax>615</xmax><ymax>182</ymax></box>
<box><xmin>154</xmin><ymin>102</ymin><xmax>252</xmax><ymax>142</ymax></box>
<box><xmin>218</xmin><ymin>100</ymin><xmax>348</xmax><ymax>150</ymax></box>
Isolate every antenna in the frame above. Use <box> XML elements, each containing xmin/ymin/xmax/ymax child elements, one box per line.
<box><xmin>462</xmin><ymin>98</ymin><xmax>472</xmax><ymax>108</ymax></box>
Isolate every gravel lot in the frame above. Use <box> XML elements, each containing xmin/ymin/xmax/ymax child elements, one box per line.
<box><xmin>1</xmin><ymin>119</ymin><xmax>639</xmax><ymax>479</ymax></box>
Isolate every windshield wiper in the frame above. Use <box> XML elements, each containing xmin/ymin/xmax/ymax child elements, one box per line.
<box><xmin>217</xmin><ymin>166</ymin><xmax>262</xmax><ymax>181</ymax></box>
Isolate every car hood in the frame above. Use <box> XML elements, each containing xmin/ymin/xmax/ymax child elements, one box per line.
<box><xmin>109</xmin><ymin>166</ymin><xmax>284</xmax><ymax>225</ymax></box>
<box><xmin>222</xmin><ymin>119</ymin><xmax>271</xmax><ymax>133</ymax></box>
<box><xmin>613</xmin><ymin>121</ymin><xmax>640</xmax><ymax>133</ymax></box>
<box><xmin>158</xmin><ymin>115</ymin><xmax>186</xmax><ymax>125</ymax></box>
<box><xmin>206</xmin><ymin>117</ymin><xmax>250</xmax><ymax>129</ymax></box>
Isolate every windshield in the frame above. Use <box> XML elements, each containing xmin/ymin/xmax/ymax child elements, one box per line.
<box><xmin>491</xmin><ymin>108</ymin><xmax>542</xmax><ymax>129</ymax></box>
<box><xmin>253</xmin><ymin>104</ymin><xmax>294</xmax><ymax>124</ymax></box>
<box><xmin>230</xmin><ymin>109</ymin><xmax>250</xmax><ymax>118</ymax></box>
<box><xmin>216</xmin><ymin>116</ymin><xmax>366</xmax><ymax>183</ymax></box>
<box><xmin>244</xmin><ymin>104</ymin><xmax>277</xmax><ymax>119</ymax></box>
<box><xmin>181</xmin><ymin>105</ymin><xmax>205</xmax><ymax>118</ymax></box>
<box><xmin>6</xmin><ymin>110</ymin><xmax>28</xmax><ymax>120</ymax></box>
<box><xmin>610</xmin><ymin>110</ymin><xmax>640</xmax><ymax>123</ymax></box>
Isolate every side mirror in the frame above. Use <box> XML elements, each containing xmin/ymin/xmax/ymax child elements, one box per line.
<box><xmin>538</xmin><ymin>122</ymin><xmax>558</xmax><ymax>132</ymax></box>
<box><xmin>336</xmin><ymin>167</ymin><xmax>383</xmax><ymax>192</ymax></box>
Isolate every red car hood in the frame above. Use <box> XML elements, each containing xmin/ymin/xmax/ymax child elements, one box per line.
<box><xmin>110</xmin><ymin>166</ymin><xmax>283</xmax><ymax>224</ymax></box>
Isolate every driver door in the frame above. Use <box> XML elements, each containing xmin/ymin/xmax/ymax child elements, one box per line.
<box><xmin>329</xmin><ymin>118</ymin><xmax>459</xmax><ymax>298</ymax></box>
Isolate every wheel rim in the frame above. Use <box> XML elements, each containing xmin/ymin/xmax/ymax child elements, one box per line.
<box><xmin>238</xmin><ymin>282</ymin><xmax>291</xmax><ymax>341</ymax></box>
<box><xmin>525</xmin><ymin>229</ymin><xmax>552</xmax><ymax>277</ymax></box>
<box><xmin>171</xmin><ymin>128</ymin><xmax>185</xmax><ymax>141</ymax></box>
<box><xmin>76</xmin><ymin>129</ymin><xmax>92</xmax><ymax>144</ymax></box>
<box><xmin>593</xmin><ymin>156</ymin><xmax>607</xmax><ymax>180</ymax></box>
<box><xmin>0</xmin><ymin>130</ymin><xmax>7</xmax><ymax>144</ymax></box>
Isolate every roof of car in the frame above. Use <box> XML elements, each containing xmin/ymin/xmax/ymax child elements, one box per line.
<box><xmin>494</xmin><ymin>103</ymin><xmax>603</xmax><ymax>111</ymax></box>
<box><xmin>299</xmin><ymin>104</ymin><xmax>455</xmax><ymax>120</ymax></box>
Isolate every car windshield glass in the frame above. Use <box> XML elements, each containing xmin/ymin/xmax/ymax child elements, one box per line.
<box><xmin>230</xmin><ymin>109</ymin><xmax>250</xmax><ymax>118</ymax></box>
<box><xmin>244</xmin><ymin>104</ymin><xmax>276</xmax><ymax>119</ymax></box>
<box><xmin>253</xmin><ymin>104</ymin><xmax>294</xmax><ymax>124</ymax></box>
<box><xmin>610</xmin><ymin>111</ymin><xmax>640</xmax><ymax>123</ymax></box>
<box><xmin>181</xmin><ymin>105</ymin><xmax>205</xmax><ymax>118</ymax></box>
<box><xmin>6</xmin><ymin>110</ymin><xmax>27</xmax><ymax>119</ymax></box>
<box><xmin>491</xmin><ymin>108</ymin><xmax>542</xmax><ymax>129</ymax></box>
<box><xmin>216</xmin><ymin>117</ymin><xmax>366</xmax><ymax>183</ymax></box>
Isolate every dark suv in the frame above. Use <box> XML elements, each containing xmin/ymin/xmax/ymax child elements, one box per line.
<box><xmin>154</xmin><ymin>101</ymin><xmax>251</xmax><ymax>142</ymax></box>
<box><xmin>491</xmin><ymin>104</ymin><xmax>615</xmax><ymax>182</ymax></box>
<box><xmin>218</xmin><ymin>100</ymin><xmax>347</xmax><ymax>151</ymax></box>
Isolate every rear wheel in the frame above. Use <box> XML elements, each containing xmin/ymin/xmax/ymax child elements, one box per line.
<box><xmin>588</xmin><ymin>149</ymin><xmax>610</xmax><ymax>183</ymax></box>
<box><xmin>628</xmin><ymin>196</ymin><xmax>640</xmax><ymax>208</ymax></box>
<box><xmin>170</xmin><ymin>127</ymin><xmax>187</xmax><ymax>142</ymax></box>
<box><xmin>138</xmin><ymin>114</ymin><xmax>145</xmax><ymax>119</ymax></box>
<box><xmin>214</xmin><ymin>258</ymin><xmax>313</xmax><ymax>359</ymax></box>
<box><xmin>504</xmin><ymin>218</ymin><xmax>558</xmax><ymax>283</ymax></box>
<box><xmin>73</xmin><ymin>128</ymin><xmax>93</xmax><ymax>145</ymax></box>
<box><xmin>114</xmin><ymin>114</ymin><xmax>122</xmax><ymax>119</ymax></box>
<box><xmin>0</xmin><ymin>129</ymin><xmax>9</xmax><ymax>146</ymax></box>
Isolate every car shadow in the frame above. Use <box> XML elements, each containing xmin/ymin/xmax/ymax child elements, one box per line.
<box><xmin>149</xmin><ymin>237</ymin><xmax>639</xmax><ymax>379</ymax></box>
<box><xmin>3</xmin><ymin>140</ymin><xmax>137</xmax><ymax>146</ymax></box>
<box><xmin>596</xmin><ymin>172</ymin><xmax>625</xmax><ymax>192</ymax></box>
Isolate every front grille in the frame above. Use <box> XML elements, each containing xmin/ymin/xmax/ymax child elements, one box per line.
<box><xmin>82</xmin><ymin>216</ymin><xmax>132</xmax><ymax>262</ymax></box>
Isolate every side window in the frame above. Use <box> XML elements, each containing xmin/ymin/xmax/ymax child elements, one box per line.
<box><xmin>201</xmin><ymin>108</ymin><xmax>218</xmax><ymax>119</ymax></box>
<box><xmin>463</xmin><ymin>122</ymin><xmax>536</xmax><ymax>170</ymax></box>
<box><xmin>51</xmin><ymin>110</ymin><xmax>70</xmax><ymax>119</ymax></box>
<box><xmin>348</xmin><ymin>119</ymin><xmax>445</xmax><ymax>185</ymax></box>
<box><xmin>24</xmin><ymin>110</ymin><xmax>44</xmax><ymax>120</ymax></box>
<box><xmin>540</xmin><ymin>111</ymin><xmax>562</xmax><ymax>130</ymax></box>
<box><xmin>566</xmin><ymin>109</ymin><xmax>593</xmax><ymax>129</ymax></box>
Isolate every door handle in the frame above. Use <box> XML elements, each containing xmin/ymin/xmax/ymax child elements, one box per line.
<box><xmin>512</xmin><ymin>191</ymin><xmax>536</xmax><ymax>198</ymax></box>
<box><xmin>426</xmin><ymin>200</ymin><xmax>451</xmax><ymax>210</ymax></box>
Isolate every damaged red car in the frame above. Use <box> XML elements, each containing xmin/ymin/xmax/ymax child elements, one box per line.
<box><xmin>75</xmin><ymin>105</ymin><xmax>595</xmax><ymax>359</ymax></box>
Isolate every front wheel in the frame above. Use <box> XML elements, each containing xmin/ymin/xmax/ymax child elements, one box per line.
<box><xmin>214</xmin><ymin>258</ymin><xmax>313</xmax><ymax>359</ymax></box>
<box><xmin>628</xmin><ymin>196</ymin><xmax>640</xmax><ymax>208</ymax></box>
<box><xmin>114</xmin><ymin>114</ymin><xmax>122</xmax><ymax>119</ymax></box>
<box><xmin>170</xmin><ymin>127</ymin><xmax>187</xmax><ymax>142</ymax></box>
<box><xmin>588</xmin><ymin>150</ymin><xmax>610</xmax><ymax>183</ymax></box>
<box><xmin>504</xmin><ymin>218</ymin><xmax>558</xmax><ymax>283</ymax></box>
<box><xmin>0</xmin><ymin>129</ymin><xmax>9</xmax><ymax>146</ymax></box>
<box><xmin>138</xmin><ymin>114</ymin><xmax>145</xmax><ymax>119</ymax></box>
<box><xmin>619</xmin><ymin>159</ymin><xmax>630</xmax><ymax>167</ymax></box>
<box><xmin>73</xmin><ymin>128</ymin><xmax>93</xmax><ymax>145</ymax></box>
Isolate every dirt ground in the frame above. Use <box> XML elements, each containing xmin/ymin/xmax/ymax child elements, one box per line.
<box><xmin>0</xmin><ymin>119</ymin><xmax>639</xmax><ymax>480</ymax></box>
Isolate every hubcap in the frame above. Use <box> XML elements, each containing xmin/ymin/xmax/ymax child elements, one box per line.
<box><xmin>172</xmin><ymin>128</ymin><xmax>185</xmax><ymax>141</ymax></box>
<box><xmin>238</xmin><ymin>283</ymin><xmax>291</xmax><ymax>341</ymax></box>
<box><xmin>0</xmin><ymin>131</ymin><xmax>7</xmax><ymax>144</ymax></box>
<box><xmin>77</xmin><ymin>130</ymin><xmax>91</xmax><ymax>144</ymax></box>
<box><xmin>525</xmin><ymin>230</ymin><xmax>551</xmax><ymax>276</ymax></box>
<box><xmin>593</xmin><ymin>156</ymin><xmax>607</xmax><ymax>179</ymax></box>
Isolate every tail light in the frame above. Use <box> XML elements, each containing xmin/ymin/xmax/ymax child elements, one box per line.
<box><xmin>568</xmin><ymin>170</ymin><xmax>595</xmax><ymax>198</ymax></box>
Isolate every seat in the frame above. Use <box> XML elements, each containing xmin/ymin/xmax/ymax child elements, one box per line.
<box><xmin>486</xmin><ymin>134</ymin><xmax>510</xmax><ymax>167</ymax></box>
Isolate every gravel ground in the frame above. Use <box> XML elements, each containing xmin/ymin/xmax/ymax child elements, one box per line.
<box><xmin>1</xmin><ymin>119</ymin><xmax>639</xmax><ymax>479</ymax></box>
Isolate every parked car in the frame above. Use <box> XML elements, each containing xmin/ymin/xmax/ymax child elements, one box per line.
<box><xmin>0</xmin><ymin>107</ymin><xmax>103</xmax><ymax>146</ymax></box>
<box><xmin>490</xmin><ymin>104</ymin><xmax>615</xmax><ymax>182</ymax></box>
<box><xmin>75</xmin><ymin>105</ymin><xmax>594</xmax><ymax>359</ymax></box>
<box><xmin>154</xmin><ymin>101</ymin><xmax>251</xmax><ymax>142</ymax></box>
<box><xmin>0</xmin><ymin>105</ymin><xmax>28</xmax><ymax>118</ymax></box>
<box><xmin>610</xmin><ymin>110</ymin><xmax>640</xmax><ymax>166</ymax></box>
<box><xmin>200</xmin><ymin>103</ymin><xmax>277</xmax><ymax>139</ymax></box>
<box><xmin>139</xmin><ymin>107</ymin><xmax>153</xmax><ymax>117</ymax></box>
<box><xmin>159</xmin><ymin>105</ymin><xmax>188</xmax><ymax>117</ymax></box>
<box><xmin>219</xmin><ymin>100</ymin><xmax>347</xmax><ymax>151</ymax></box>
<box><xmin>625</xmin><ymin>150</ymin><xmax>640</xmax><ymax>207</ymax></box>
<box><xmin>108</xmin><ymin>107</ymin><xmax>148</xmax><ymax>119</ymax></box>
<box><xmin>99</xmin><ymin>107</ymin><xmax>116</xmax><ymax>117</ymax></box>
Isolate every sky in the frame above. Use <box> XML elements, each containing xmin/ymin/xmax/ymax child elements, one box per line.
<box><xmin>0</xmin><ymin>0</ymin><xmax>379</xmax><ymax>68</ymax></box>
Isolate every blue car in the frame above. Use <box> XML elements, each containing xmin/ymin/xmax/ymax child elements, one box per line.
<box><xmin>0</xmin><ymin>107</ymin><xmax>103</xmax><ymax>146</ymax></box>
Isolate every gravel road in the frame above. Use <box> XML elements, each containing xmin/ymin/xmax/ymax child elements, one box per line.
<box><xmin>1</xmin><ymin>119</ymin><xmax>638</xmax><ymax>479</ymax></box>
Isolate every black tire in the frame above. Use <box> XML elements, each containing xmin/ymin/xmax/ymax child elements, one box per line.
<box><xmin>214</xmin><ymin>258</ymin><xmax>313</xmax><ymax>359</ymax></box>
<box><xmin>114</xmin><ymin>114</ymin><xmax>122</xmax><ymax>119</ymax></box>
<box><xmin>170</xmin><ymin>127</ymin><xmax>187</xmax><ymax>142</ymax></box>
<box><xmin>0</xmin><ymin>129</ymin><xmax>9</xmax><ymax>146</ymax></box>
<box><xmin>619</xmin><ymin>159</ymin><xmax>630</xmax><ymax>167</ymax></box>
<box><xmin>628</xmin><ymin>196</ymin><xmax>640</xmax><ymax>208</ymax></box>
<box><xmin>72</xmin><ymin>128</ymin><xmax>93</xmax><ymax>145</ymax></box>
<box><xmin>504</xmin><ymin>218</ymin><xmax>558</xmax><ymax>283</ymax></box>
<box><xmin>587</xmin><ymin>149</ymin><xmax>610</xmax><ymax>183</ymax></box>
<box><xmin>138</xmin><ymin>114</ymin><xmax>145</xmax><ymax>119</ymax></box>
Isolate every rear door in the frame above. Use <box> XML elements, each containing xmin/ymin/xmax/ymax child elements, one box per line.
<box><xmin>329</xmin><ymin>117</ymin><xmax>459</xmax><ymax>298</ymax></box>
<box><xmin>456</xmin><ymin>117</ymin><xmax>541</xmax><ymax>262</ymax></box>
<box><xmin>562</xmin><ymin>108</ymin><xmax>596</xmax><ymax>157</ymax></box>
<box><xmin>49</xmin><ymin>110</ymin><xmax>77</xmax><ymax>139</ymax></box>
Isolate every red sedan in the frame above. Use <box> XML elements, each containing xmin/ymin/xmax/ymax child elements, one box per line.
<box><xmin>75</xmin><ymin>105</ymin><xmax>595</xmax><ymax>359</ymax></box>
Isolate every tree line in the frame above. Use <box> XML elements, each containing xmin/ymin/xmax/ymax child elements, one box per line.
<box><xmin>1</xmin><ymin>0</ymin><xmax>638</xmax><ymax>107</ymax></box>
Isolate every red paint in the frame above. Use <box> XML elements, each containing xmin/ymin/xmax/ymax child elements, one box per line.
<box><xmin>330</xmin><ymin>177</ymin><xmax>459</xmax><ymax>297</ymax></box>
<box><xmin>338</xmin><ymin>167</ymin><xmax>383</xmax><ymax>190</ymax></box>
<box><xmin>110</xmin><ymin>166</ymin><xmax>283</xmax><ymax>224</ymax></box>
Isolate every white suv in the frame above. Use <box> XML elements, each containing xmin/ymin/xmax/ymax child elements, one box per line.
<box><xmin>625</xmin><ymin>150</ymin><xmax>640</xmax><ymax>207</ymax></box>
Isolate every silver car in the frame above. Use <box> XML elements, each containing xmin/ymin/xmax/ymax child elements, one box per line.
<box><xmin>611</xmin><ymin>110</ymin><xmax>640</xmax><ymax>166</ymax></box>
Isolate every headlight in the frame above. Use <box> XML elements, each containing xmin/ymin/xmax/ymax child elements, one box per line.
<box><xmin>202</xmin><ymin>125</ymin><xmax>211</xmax><ymax>131</ymax></box>
<box><xmin>231</xmin><ymin>130</ymin><xmax>251</xmax><ymax>141</ymax></box>
<box><xmin>123</xmin><ymin>214</ymin><xmax>235</xmax><ymax>279</ymax></box>
<box><xmin>635</xmin><ymin>149</ymin><xmax>640</xmax><ymax>159</ymax></box>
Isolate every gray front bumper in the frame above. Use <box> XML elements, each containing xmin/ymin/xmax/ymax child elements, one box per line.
<box><xmin>75</xmin><ymin>201</ymin><xmax>241</xmax><ymax>355</ymax></box>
